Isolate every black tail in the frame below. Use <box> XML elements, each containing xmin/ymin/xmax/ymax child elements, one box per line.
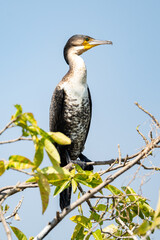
<box><xmin>59</xmin><ymin>148</ymin><xmax>72</xmax><ymax>211</ymax></box>
<box><xmin>60</xmin><ymin>186</ymin><xmax>72</xmax><ymax>210</ymax></box>
<box><xmin>58</xmin><ymin>147</ymin><xmax>93</xmax><ymax>211</ymax></box>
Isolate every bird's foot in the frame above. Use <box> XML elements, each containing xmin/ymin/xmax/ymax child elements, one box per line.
<box><xmin>70</xmin><ymin>153</ymin><xmax>93</xmax><ymax>171</ymax></box>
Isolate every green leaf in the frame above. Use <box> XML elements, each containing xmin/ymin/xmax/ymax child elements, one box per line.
<box><xmin>75</xmin><ymin>164</ymin><xmax>85</xmax><ymax>173</ymax></box>
<box><xmin>74</xmin><ymin>172</ymin><xmax>102</xmax><ymax>188</ymax></box>
<box><xmin>122</xmin><ymin>186</ymin><xmax>137</xmax><ymax>201</ymax></box>
<box><xmin>152</xmin><ymin>217</ymin><xmax>160</xmax><ymax>229</ymax></box>
<box><xmin>72</xmin><ymin>179</ymin><xmax>78</xmax><ymax>193</ymax></box>
<box><xmin>92</xmin><ymin>229</ymin><xmax>103</xmax><ymax>240</ymax></box>
<box><xmin>78</xmin><ymin>192</ymin><xmax>83</xmax><ymax>215</ymax></box>
<box><xmin>135</xmin><ymin>220</ymin><xmax>151</xmax><ymax>235</ymax></box>
<box><xmin>107</xmin><ymin>185</ymin><xmax>123</xmax><ymax>195</ymax></box>
<box><xmin>41</xmin><ymin>165</ymin><xmax>70</xmax><ymax>184</ymax></box>
<box><xmin>90</xmin><ymin>211</ymin><xmax>100</xmax><ymax>222</ymax></box>
<box><xmin>154</xmin><ymin>190</ymin><xmax>160</xmax><ymax>219</ymax></box>
<box><xmin>33</xmin><ymin>139</ymin><xmax>44</xmax><ymax>168</ymax></box>
<box><xmin>10</xmin><ymin>226</ymin><xmax>27</xmax><ymax>240</ymax></box>
<box><xmin>140</xmin><ymin>202</ymin><xmax>154</xmax><ymax>218</ymax></box>
<box><xmin>44</xmin><ymin>139</ymin><xmax>60</xmax><ymax>164</ymax></box>
<box><xmin>0</xmin><ymin>161</ymin><xmax>5</xmax><ymax>176</ymax></box>
<box><xmin>103</xmin><ymin>224</ymin><xmax>118</xmax><ymax>238</ymax></box>
<box><xmin>70</xmin><ymin>215</ymin><xmax>92</xmax><ymax>229</ymax></box>
<box><xmin>48</xmin><ymin>132</ymin><xmax>71</xmax><ymax>145</ymax></box>
<box><xmin>53</xmin><ymin>180</ymin><xmax>70</xmax><ymax>197</ymax></box>
<box><xmin>131</xmin><ymin>205</ymin><xmax>144</xmax><ymax>219</ymax></box>
<box><xmin>37</xmin><ymin>172</ymin><xmax>50</xmax><ymax>214</ymax></box>
<box><xmin>8</xmin><ymin>155</ymin><xmax>34</xmax><ymax>169</ymax></box>
<box><xmin>71</xmin><ymin>224</ymin><xmax>85</xmax><ymax>240</ymax></box>
<box><xmin>95</xmin><ymin>204</ymin><xmax>107</xmax><ymax>212</ymax></box>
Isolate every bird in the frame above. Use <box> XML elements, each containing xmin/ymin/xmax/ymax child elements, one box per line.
<box><xmin>49</xmin><ymin>34</ymin><xmax>112</xmax><ymax>210</ymax></box>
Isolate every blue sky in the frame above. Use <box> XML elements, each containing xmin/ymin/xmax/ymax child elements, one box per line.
<box><xmin>0</xmin><ymin>1</ymin><xmax>160</xmax><ymax>239</ymax></box>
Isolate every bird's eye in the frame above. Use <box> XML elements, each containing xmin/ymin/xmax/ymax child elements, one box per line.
<box><xmin>85</xmin><ymin>38</ymin><xmax>89</xmax><ymax>41</ymax></box>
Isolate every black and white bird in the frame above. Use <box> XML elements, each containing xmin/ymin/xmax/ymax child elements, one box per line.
<box><xmin>49</xmin><ymin>35</ymin><xmax>112</xmax><ymax>210</ymax></box>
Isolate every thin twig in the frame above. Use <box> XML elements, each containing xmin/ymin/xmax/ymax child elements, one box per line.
<box><xmin>102</xmin><ymin>231</ymin><xmax>136</xmax><ymax>239</ymax></box>
<box><xmin>137</xmin><ymin>162</ymin><xmax>160</xmax><ymax>171</ymax></box>
<box><xmin>4</xmin><ymin>197</ymin><xmax>24</xmax><ymax>221</ymax></box>
<box><xmin>0</xmin><ymin>118</ymin><xmax>18</xmax><ymax>135</ymax></box>
<box><xmin>135</xmin><ymin>102</ymin><xmax>160</xmax><ymax>128</ymax></box>
<box><xmin>91</xmin><ymin>193</ymin><xmax>144</xmax><ymax>199</ymax></box>
<box><xmin>0</xmin><ymin>136</ymin><xmax>32</xmax><ymax>144</ymax></box>
<box><xmin>118</xmin><ymin>144</ymin><xmax>122</xmax><ymax>164</ymax></box>
<box><xmin>11</xmin><ymin>168</ymin><xmax>34</xmax><ymax>176</ymax></box>
<box><xmin>77</xmin><ymin>184</ymin><xmax>95</xmax><ymax>212</ymax></box>
<box><xmin>136</xmin><ymin>127</ymin><xmax>149</xmax><ymax>145</ymax></box>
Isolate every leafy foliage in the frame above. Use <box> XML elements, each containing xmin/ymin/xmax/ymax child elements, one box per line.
<box><xmin>0</xmin><ymin>105</ymin><xmax>160</xmax><ymax>240</ymax></box>
<box><xmin>70</xmin><ymin>185</ymin><xmax>158</xmax><ymax>239</ymax></box>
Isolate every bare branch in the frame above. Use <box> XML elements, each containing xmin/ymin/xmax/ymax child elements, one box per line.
<box><xmin>0</xmin><ymin>182</ymin><xmax>38</xmax><ymax>202</ymax></box>
<box><xmin>135</xmin><ymin>102</ymin><xmax>160</xmax><ymax>128</ymax></box>
<box><xmin>86</xmin><ymin>150</ymin><xmax>143</xmax><ymax>166</ymax></box>
<box><xmin>137</xmin><ymin>162</ymin><xmax>160</xmax><ymax>171</ymax></box>
<box><xmin>4</xmin><ymin>197</ymin><xmax>24</xmax><ymax>221</ymax></box>
<box><xmin>0</xmin><ymin>118</ymin><xmax>17</xmax><ymax>135</ymax></box>
<box><xmin>136</xmin><ymin>127</ymin><xmax>149</xmax><ymax>145</ymax></box>
<box><xmin>0</xmin><ymin>136</ymin><xmax>32</xmax><ymax>144</ymax></box>
<box><xmin>0</xmin><ymin>204</ymin><xmax>12</xmax><ymax>240</ymax></box>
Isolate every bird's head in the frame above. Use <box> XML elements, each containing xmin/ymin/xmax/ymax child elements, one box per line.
<box><xmin>64</xmin><ymin>34</ymin><xmax>112</xmax><ymax>64</ymax></box>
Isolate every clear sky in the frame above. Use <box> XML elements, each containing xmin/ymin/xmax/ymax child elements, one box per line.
<box><xmin>0</xmin><ymin>1</ymin><xmax>160</xmax><ymax>239</ymax></box>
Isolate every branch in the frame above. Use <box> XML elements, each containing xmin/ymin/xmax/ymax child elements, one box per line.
<box><xmin>2</xmin><ymin>197</ymin><xmax>24</xmax><ymax>221</ymax></box>
<box><xmin>0</xmin><ymin>182</ymin><xmax>38</xmax><ymax>202</ymax></box>
<box><xmin>135</xmin><ymin>102</ymin><xmax>160</xmax><ymax>128</ymax></box>
<box><xmin>136</xmin><ymin>127</ymin><xmax>149</xmax><ymax>145</ymax></box>
<box><xmin>116</xmin><ymin>217</ymin><xmax>138</xmax><ymax>240</ymax></box>
<box><xmin>33</xmin><ymin>134</ymin><xmax>160</xmax><ymax>239</ymax></box>
<box><xmin>0</xmin><ymin>136</ymin><xmax>32</xmax><ymax>144</ymax></box>
<box><xmin>0</xmin><ymin>118</ymin><xmax>17</xmax><ymax>135</ymax></box>
<box><xmin>77</xmin><ymin>184</ymin><xmax>95</xmax><ymax>212</ymax></box>
<box><xmin>85</xmin><ymin>150</ymin><xmax>143</xmax><ymax>166</ymax></box>
<box><xmin>0</xmin><ymin>204</ymin><xmax>12</xmax><ymax>240</ymax></box>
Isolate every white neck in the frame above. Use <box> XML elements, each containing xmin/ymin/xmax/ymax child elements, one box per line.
<box><xmin>67</xmin><ymin>49</ymin><xmax>87</xmax><ymax>85</ymax></box>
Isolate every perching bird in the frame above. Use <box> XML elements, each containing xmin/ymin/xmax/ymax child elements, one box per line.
<box><xmin>49</xmin><ymin>35</ymin><xmax>112</xmax><ymax>210</ymax></box>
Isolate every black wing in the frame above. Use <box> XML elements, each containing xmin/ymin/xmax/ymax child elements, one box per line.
<box><xmin>49</xmin><ymin>86</ymin><xmax>65</xmax><ymax>132</ymax></box>
<box><xmin>84</xmin><ymin>86</ymin><xmax>92</xmax><ymax>144</ymax></box>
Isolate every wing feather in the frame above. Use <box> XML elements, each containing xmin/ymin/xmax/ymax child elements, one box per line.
<box><xmin>49</xmin><ymin>86</ymin><xmax>64</xmax><ymax>132</ymax></box>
